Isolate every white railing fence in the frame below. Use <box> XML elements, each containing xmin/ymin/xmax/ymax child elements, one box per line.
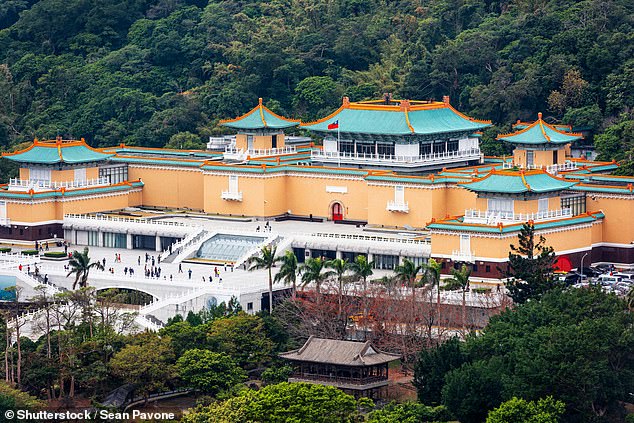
<box><xmin>464</xmin><ymin>208</ymin><xmax>572</xmax><ymax>224</ymax></box>
<box><xmin>311</xmin><ymin>148</ymin><xmax>481</xmax><ymax>164</ymax></box>
<box><xmin>9</xmin><ymin>177</ymin><xmax>110</xmax><ymax>191</ymax></box>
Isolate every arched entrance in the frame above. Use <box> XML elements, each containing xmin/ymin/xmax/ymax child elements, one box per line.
<box><xmin>331</xmin><ymin>202</ymin><xmax>344</xmax><ymax>221</ymax></box>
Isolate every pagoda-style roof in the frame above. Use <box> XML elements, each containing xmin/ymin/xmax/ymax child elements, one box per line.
<box><xmin>497</xmin><ymin>113</ymin><xmax>583</xmax><ymax>145</ymax></box>
<box><xmin>301</xmin><ymin>96</ymin><xmax>490</xmax><ymax>137</ymax></box>
<box><xmin>2</xmin><ymin>138</ymin><xmax>113</xmax><ymax>165</ymax></box>
<box><xmin>219</xmin><ymin>98</ymin><xmax>300</xmax><ymax>130</ymax></box>
<box><xmin>460</xmin><ymin>169</ymin><xmax>576</xmax><ymax>194</ymax></box>
<box><xmin>279</xmin><ymin>336</ymin><xmax>400</xmax><ymax>367</ymax></box>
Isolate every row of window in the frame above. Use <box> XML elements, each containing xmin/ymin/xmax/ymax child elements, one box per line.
<box><xmin>99</xmin><ymin>166</ymin><xmax>128</xmax><ymax>184</ymax></box>
<box><xmin>338</xmin><ymin>140</ymin><xmax>460</xmax><ymax>155</ymax></box>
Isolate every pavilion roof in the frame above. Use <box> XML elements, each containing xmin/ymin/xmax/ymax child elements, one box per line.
<box><xmin>497</xmin><ymin>113</ymin><xmax>583</xmax><ymax>145</ymax></box>
<box><xmin>2</xmin><ymin>138</ymin><xmax>113</xmax><ymax>164</ymax></box>
<box><xmin>279</xmin><ymin>336</ymin><xmax>400</xmax><ymax>367</ymax></box>
<box><xmin>301</xmin><ymin>96</ymin><xmax>490</xmax><ymax>136</ymax></box>
<box><xmin>219</xmin><ymin>98</ymin><xmax>300</xmax><ymax>130</ymax></box>
<box><xmin>460</xmin><ymin>169</ymin><xmax>576</xmax><ymax>194</ymax></box>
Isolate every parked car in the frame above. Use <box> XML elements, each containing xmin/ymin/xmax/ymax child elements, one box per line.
<box><xmin>557</xmin><ymin>273</ymin><xmax>580</xmax><ymax>285</ymax></box>
<box><xmin>614</xmin><ymin>272</ymin><xmax>634</xmax><ymax>283</ymax></box>
<box><xmin>593</xmin><ymin>263</ymin><xmax>616</xmax><ymax>273</ymax></box>
<box><xmin>597</xmin><ymin>274</ymin><xmax>622</xmax><ymax>285</ymax></box>
<box><xmin>577</xmin><ymin>267</ymin><xmax>601</xmax><ymax>278</ymax></box>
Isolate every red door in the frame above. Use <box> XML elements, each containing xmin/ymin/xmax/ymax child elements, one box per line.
<box><xmin>332</xmin><ymin>203</ymin><xmax>343</xmax><ymax>221</ymax></box>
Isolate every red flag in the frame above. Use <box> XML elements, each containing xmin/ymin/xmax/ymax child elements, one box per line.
<box><xmin>327</xmin><ymin>120</ymin><xmax>339</xmax><ymax>130</ymax></box>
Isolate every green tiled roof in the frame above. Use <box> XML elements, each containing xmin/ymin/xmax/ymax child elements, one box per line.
<box><xmin>460</xmin><ymin>170</ymin><xmax>576</xmax><ymax>194</ymax></box>
<box><xmin>219</xmin><ymin>99</ymin><xmax>300</xmax><ymax>130</ymax></box>
<box><xmin>427</xmin><ymin>212</ymin><xmax>605</xmax><ymax>234</ymax></box>
<box><xmin>3</xmin><ymin>140</ymin><xmax>112</xmax><ymax>164</ymax></box>
<box><xmin>0</xmin><ymin>181</ymin><xmax>144</xmax><ymax>200</ymax></box>
<box><xmin>301</xmin><ymin>101</ymin><xmax>490</xmax><ymax>136</ymax></box>
<box><xmin>498</xmin><ymin>114</ymin><xmax>582</xmax><ymax>145</ymax></box>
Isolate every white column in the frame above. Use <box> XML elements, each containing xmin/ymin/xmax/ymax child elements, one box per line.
<box><xmin>126</xmin><ymin>233</ymin><xmax>133</xmax><ymax>250</ymax></box>
<box><xmin>336</xmin><ymin>250</ymin><xmax>343</xmax><ymax>260</ymax></box>
<box><xmin>155</xmin><ymin>235</ymin><xmax>161</xmax><ymax>252</ymax></box>
<box><xmin>97</xmin><ymin>231</ymin><xmax>104</xmax><ymax>247</ymax></box>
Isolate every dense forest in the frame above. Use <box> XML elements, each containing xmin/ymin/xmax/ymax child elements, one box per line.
<box><xmin>0</xmin><ymin>0</ymin><xmax>631</xmax><ymax>165</ymax></box>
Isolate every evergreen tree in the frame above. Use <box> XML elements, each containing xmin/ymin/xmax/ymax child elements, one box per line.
<box><xmin>503</xmin><ymin>223</ymin><xmax>559</xmax><ymax>304</ymax></box>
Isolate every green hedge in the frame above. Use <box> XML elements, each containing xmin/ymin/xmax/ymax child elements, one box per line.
<box><xmin>43</xmin><ymin>252</ymin><xmax>66</xmax><ymax>258</ymax></box>
<box><xmin>21</xmin><ymin>250</ymin><xmax>39</xmax><ymax>256</ymax></box>
<box><xmin>0</xmin><ymin>248</ymin><xmax>11</xmax><ymax>253</ymax></box>
<box><xmin>472</xmin><ymin>287</ymin><xmax>492</xmax><ymax>294</ymax></box>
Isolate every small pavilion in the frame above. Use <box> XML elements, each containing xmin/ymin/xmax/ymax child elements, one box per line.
<box><xmin>279</xmin><ymin>336</ymin><xmax>400</xmax><ymax>399</ymax></box>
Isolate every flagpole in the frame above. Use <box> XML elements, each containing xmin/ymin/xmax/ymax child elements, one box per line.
<box><xmin>337</xmin><ymin>123</ymin><xmax>340</xmax><ymax>168</ymax></box>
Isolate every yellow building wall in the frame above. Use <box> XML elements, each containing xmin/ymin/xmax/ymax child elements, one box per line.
<box><xmin>128</xmin><ymin>166</ymin><xmax>204</xmax><ymax>211</ymax></box>
<box><xmin>62</xmin><ymin>191</ymin><xmax>139</xmax><ymax>216</ymax></box>
<box><xmin>203</xmin><ymin>172</ymin><xmax>267</xmax><ymax>217</ymax></box>
<box><xmin>253</xmin><ymin>136</ymin><xmax>272</xmax><ymax>150</ymax></box>
<box><xmin>589</xmin><ymin>196</ymin><xmax>634</xmax><ymax>245</ymax></box>
<box><xmin>286</xmin><ymin>174</ymin><xmax>368</xmax><ymax>220</ymax></box>
<box><xmin>445</xmin><ymin>186</ymin><xmax>476</xmax><ymax>217</ymax></box>
<box><xmin>263</xmin><ymin>175</ymin><xmax>289</xmax><ymax>216</ymax></box>
<box><xmin>236</xmin><ymin>134</ymin><xmax>247</xmax><ymax>150</ymax></box>
<box><xmin>6</xmin><ymin>201</ymin><xmax>58</xmax><ymax>223</ymax></box>
<box><xmin>367</xmin><ymin>185</ymin><xmax>436</xmax><ymax>228</ymax></box>
<box><xmin>276</xmin><ymin>134</ymin><xmax>285</xmax><ymax>148</ymax></box>
<box><xmin>19</xmin><ymin>168</ymin><xmax>29</xmax><ymax>179</ymax></box>
<box><xmin>513</xmin><ymin>149</ymin><xmax>526</xmax><ymax>167</ymax></box>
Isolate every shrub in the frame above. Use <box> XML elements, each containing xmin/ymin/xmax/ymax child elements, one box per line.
<box><xmin>0</xmin><ymin>248</ymin><xmax>10</xmax><ymax>253</ymax></box>
<box><xmin>472</xmin><ymin>287</ymin><xmax>491</xmax><ymax>294</ymax></box>
<box><xmin>21</xmin><ymin>250</ymin><xmax>39</xmax><ymax>256</ymax></box>
<box><xmin>43</xmin><ymin>252</ymin><xmax>66</xmax><ymax>258</ymax></box>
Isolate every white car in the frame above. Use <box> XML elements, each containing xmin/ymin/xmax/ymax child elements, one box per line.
<box><xmin>597</xmin><ymin>274</ymin><xmax>622</xmax><ymax>285</ymax></box>
<box><xmin>614</xmin><ymin>272</ymin><xmax>634</xmax><ymax>283</ymax></box>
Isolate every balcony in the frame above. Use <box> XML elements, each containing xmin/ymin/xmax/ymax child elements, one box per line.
<box><xmin>502</xmin><ymin>161</ymin><xmax>577</xmax><ymax>175</ymax></box>
<box><xmin>451</xmin><ymin>250</ymin><xmax>476</xmax><ymax>263</ymax></box>
<box><xmin>224</xmin><ymin>146</ymin><xmax>297</xmax><ymax>161</ymax></box>
<box><xmin>463</xmin><ymin>208</ymin><xmax>573</xmax><ymax>225</ymax></box>
<box><xmin>386</xmin><ymin>200</ymin><xmax>409</xmax><ymax>212</ymax></box>
<box><xmin>8</xmin><ymin>177</ymin><xmax>110</xmax><ymax>192</ymax></box>
<box><xmin>221</xmin><ymin>190</ymin><xmax>243</xmax><ymax>201</ymax></box>
<box><xmin>311</xmin><ymin>148</ymin><xmax>481</xmax><ymax>168</ymax></box>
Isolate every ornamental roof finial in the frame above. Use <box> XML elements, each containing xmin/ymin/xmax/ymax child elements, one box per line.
<box><xmin>342</xmin><ymin>96</ymin><xmax>350</xmax><ymax>107</ymax></box>
<box><xmin>399</xmin><ymin>99</ymin><xmax>411</xmax><ymax>111</ymax></box>
<box><xmin>443</xmin><ymin>95</ymin><xmax>450</xmax><ymax>106</ymax></box>
<box><xmin>258</xmin><ymin>97</ymin><xmax>263</xmax><ymax>106</ymax></box>
<box><xmin>538</xmin><ymin>112</ymin><xmax>543</xmax><ymax>120</ymax></box>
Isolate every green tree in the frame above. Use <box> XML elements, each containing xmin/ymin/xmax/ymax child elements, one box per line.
<box><xmin>444</xmin><ymin>264</ymin><xmax>471</xmax><ymax>328</ymax></box>
<box><xmin>299</xmin><ymin>257</ymin><xmax>329</xmax><ymax>295</ymax></box>
<box><xmin>325</xmin><ymin>257</ymin><xmax>349</xmax><ymax>319</ymax></box>
<box><xmin>274</xmin><ymin>250</ymin><xmax>299</xmax><ymax>299</ymax></box>
<box><xmin>66</xmin><ymin>247</ymin><xmax>104</xmax><ymax>290</ymax></box>
<box><xmin>414</xmin><ymin>337</ymin><xmax>466</xmax><ymax>405</ymax></box>
<box><xmin>181</xmin><ymin>382</ymin><xmax>372</xmax><ymax>423</ymax></box>
<box><xmin>164</xmin><ymin>131</ymin><xmax>205</xmax><ymax>150</ymax></box>
<box><xmin>292</xmin><ymin>76</ymin><xmax>342</xmax><ymax>120</ymax></box>
<box><xmin>503</xmin><ymin>223</ymin><xmax>558</xmax><ymax>304</ymax></box>
<box><xmin>367</xmin><ymin>401</ymin><xmax>451</xmax><ymax>423</ymax></box>
<box><xmin>486</xmin><ymin>396</ymin><xmax>565</xmax><ymax>423</ymax></box>
<box><xmin>0</xmin><ymin>381</ymin><xmax>46</xmax><ymax>413</ymax></box>
<box><xmin>247</xmin><ymin>245</ymin><xmax>278</xmax><ymax>312</ymax></box>
<box><xmin>394</xmin><ymin>258</ymin><xmax>424</xmax><ymax>313</ymax></box>
<box><xmin>176</xmin><ymin>349</ymin><xmax>246</xmax><ymax>395</ymax></box>
<box><xmin>109</xmin><ymin>335</ymin><xmax>175</xmax><ymax>403</ymax></box>
<box><xmin>207</xmin><ymin>313</ymin><xmax>274</xmax><ymax>369</ymax></box>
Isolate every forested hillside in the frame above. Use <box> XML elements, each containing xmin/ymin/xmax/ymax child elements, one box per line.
<box><xmin>0</xmin><ymin>0</ymin><xmax>631</xmax><ymax>163</ymax></box>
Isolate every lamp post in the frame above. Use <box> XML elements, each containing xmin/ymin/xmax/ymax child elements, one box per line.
<box><xmin>580</xmin><ymin>252</ymin><xmax>589</xmax><ymax>283</ymax></box>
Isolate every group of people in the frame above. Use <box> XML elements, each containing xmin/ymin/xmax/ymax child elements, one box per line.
<box><xmin>255</xmin><ymin>221</ymin><xmax>273</xmax><ymax>232</ymax></box>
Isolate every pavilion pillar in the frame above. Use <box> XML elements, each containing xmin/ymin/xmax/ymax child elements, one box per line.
<box><xmin>155</xmin><ymin>235</ymin><xmax>161</xmax><ymax>252</ymax></box>
<box><xmin>126</xmin><ymin>233</ymin><xmax>133</xmax><ymax>250</ymax></box>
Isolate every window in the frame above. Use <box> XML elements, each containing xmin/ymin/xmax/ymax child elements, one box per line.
<box><xmin>229</xmin><ymin>175</ymin><xmax>239</xmax><ymax>193</ymax></box>
<box><xmin>526</xmin><ymin>150</ymin><xmax>534</xmax><ymax>166</ymax></box>
<box><xmin>553</xmin><ymin>150</ymin><xmax>558</xmax><ymax>163</ymax></box>
<box><xmin>102</xmin><ymin>232</ymin><xmax>126</xmax><ymax>248</ymax></box>
<box><xmin>394</xmin><ymin>185</ymin><xmax>405</xmax><ymax>204</ymax></box>
<box><xmin>340</xmin><ymin>140</ymin><xmax>354</xmax><ymax>154</ymax></box>
<box><xmin>485</xmin><ymin>265</ymin><xmax>491</xmax><ymax>273</ymax></box>
<box><xmin>561</xmin><ymin>195</ymin><xmax>585</xmax><ymax>215</ymax></box>
<box><xmin>420</xmin><ymin>143</ymin><xmax>432</xmax><ymax>155</ymax></box>
<box><xmin>30</xmin><ymin>168</ymin><xmax>51</xmax><ymax>183</ymax></box>
<box><xmin>472</xmin><ymin>264</ymin><xmax>478</xmax><ymax>271</ymax></box>
<box><xmin>538</xmin><ymin>198</ymin><xmax>549</xmax><ymax>213</ymax></box>
<box><xmin>247</xmin><ymin>302</ymin><xmax>253</xmax><ymax>311</ymax></box>
<box><xmin>447</xmin><ymin>140</ymin><xmax>459</xmax><ymax>152</ymax></box>
<box><xmin>377</xmin><ymin>143</ymin><xmax>395</xmax><ymax>156</ymax></box>
<box><xmin>488</xmin><ymin>198</ymin><xmax>514</xmax><ymax>214</ymax></box>
<box><xmin>373</xmin><ymin>254</ymin><xmax>399</xmax><ymax>270</ymax></box>
<box><xmin>247</xmin><ymin>135</ymin><xmax>254</xmax><ymax>150</ymax></box>
<box><xmin>99</xmin><ymin>165</ymin><xmax>128</xmax><ymax>184</ymax></box>
<box><xmin>435</xmin><ymin>141</ymin><xmax>447</xmax><ymax>154</ymax></box>
<box><xmin>357</xmin><ymin>142</ymin><xmax>374</xmax><ymax>155</ymax></box>
<box><xmin>74</xmin><ymin>168</ymin><xmax>86</xmax><ymax>182</ymax></box>
<box><xmin>460</xmin><ymin>234</ymin><xmax>471</xmax><ymax>253</ymax></box>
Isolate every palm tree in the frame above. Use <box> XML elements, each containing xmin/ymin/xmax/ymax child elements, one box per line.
<box><xmin>394</xmin><ymin>258</ymin><xmax>424</xmax><ymax>313</ymax></box>
<box><xmin>627</xmin><ymin>286</ymin><xmax>634</xmax><ymax>312</ymax></box>
<box><xmin>424</xmin><ymin>258</ymin><xmax>441</xmax><ymax>334</ymax></box>
<box><xmin>66</xmin><ymin>247</ymin><xmax>104</xmax><ymax>290</ymax></box>
<box><xmin>325</xmin><ymin>258</ymin><xmax>349</xmax><ymax>319</ymax></box>
<box><xmin>274</xmin><ymin>250</ymin><xmax>299</xmax><ymax>299</ymax></box>
<box><xmin>299</xmin><ymin>257</ymin><xmax>329</xmax><ymax>297</ymax></box>
<box><xmin>348</xmin><ymin>255</ymin><xmax>374</xmax><ymax>330</ymax></box>
<box><xmin>447</xmin><ymin>264</ymin><xmax>471</xmax><ymax>329</ymax></box>
<box><xmin>247</xmin><ymin>245</ymin><xmax>278</xmax><ymax>312</ymax></box>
